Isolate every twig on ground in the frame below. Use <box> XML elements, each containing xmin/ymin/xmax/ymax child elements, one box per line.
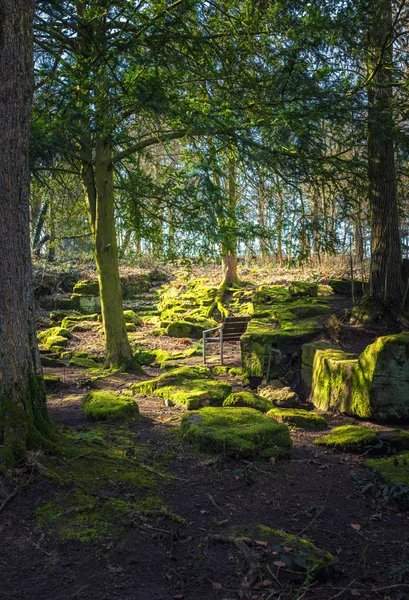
<box><xmin>207</xmin><ymin>493</ymin><xmax>229</xmax><ymax>518</ymax></box>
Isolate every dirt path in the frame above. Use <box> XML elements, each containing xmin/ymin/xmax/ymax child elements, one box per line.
<box><xmin>2</xmin><ymin>378</ymin><xmax>409</xmax><ymax>600</ymax></box>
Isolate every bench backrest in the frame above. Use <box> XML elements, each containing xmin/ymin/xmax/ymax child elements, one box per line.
<box><xmin>221</xmin><ymin>316</ymin><xmax>251</xmax><ymax>341</ymax></box>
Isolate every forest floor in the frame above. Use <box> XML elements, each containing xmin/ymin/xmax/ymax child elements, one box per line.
<box><xmin>2</xmin><ymin>263</ymin><xmax>409</xmax><ymax>600</ymax></box>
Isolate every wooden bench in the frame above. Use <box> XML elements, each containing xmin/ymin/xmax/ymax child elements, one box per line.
<box><xmin>202</xmin><ymin>316</ymin><xmax>251</xmax><ymax>365</ymax></box>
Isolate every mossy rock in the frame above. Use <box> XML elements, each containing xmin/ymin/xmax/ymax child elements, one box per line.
<box><xmin>229</xmin><ymin>524</ymin><xmax>339</xmax><ymax>582</ymax></box>
<box><xmin>38</xmin><ymin>326</ymin><xmax>70</xmax><ymax>345</ymax></box>
<box><xmin>40</xmin><ymin>294</ymin><xmax>81</xmax><ymax>311</ymax></box>
<box><xmin>259</xmin><ymin>386</ymin><xmax>300</xmax><ymax>408</ymax></box>
<box><xmin>228</xmin><ymin>367</ymin><xmax>243</xmax><ymax>376</ymax></box>
<box><xmin>314</xmin><ymin>425</ymin><xmax>379</xmax><ymax>451</ymax></box>
<box><xmin>132</xmin><ymin>366</ymin><xmax>212</xmax><ymax>395</ymax></box>
<box><xmin>390</xmin><ymin>429</ymin><xmax>409</xmax><ymax>450</ymax></box>
<box><xmin>165</xmin><ymin>320</ymin><xmax>207</xmax><ymax>339</ymax></box>
<box><xmin>123</xmin><ymin>310</ymin><xmax>142</xmax><ymax>326</ymax></box>
<box><xmin>267</xmin><ymin>408</ymin><xmax>328</xmax><ymax>430</ymax></box>
<box><xmin>213</xmin><ymin>366</ymin><xmax>229</xmax><ymax>375</ymax></box>
<box><xmin>223</xmin><ymin>391</ymin><xmax>272</xmax><ymax>413</ymax></box>
<box><xmin>126</xmin><ymin>323</ymin><xmax>137</xmax><ymax>332</ymax></box>
<box><xmin>304</xmin><ymin>334</ymin><xmax>409</xmax><ymax>420</ymax></box>
<box><xmin>44</xmin><ymin>375</ymin><xmax>61</xmax><ymax>391</ymax></box>
<box><xmin>82</xmin><ymin>390</ymin><xmax>139</xmax><ymax>422</ymax></box>
<box><xmin>50</xmin><ymin>310</ymin><xmax>81</xmax><ymax>323</ymax></box>
<box><xmin>366</xmin><ymin>452</ymin><xmax>409</xmax><ymax>487</ymax></box>
<box><xmin>41</xmin><ymin>355</ymin><xmax>65</xmax><ymax>368</ymax></box>
<box><xmin>179</xmin><ymin>407</ymin><xmax>292</xmax><ymax>459</ymax></box>
<box><xmin>156</xmin><ymin>380</ymin><xmax>232</xmax><ymax>409</ymax></box>
<box><xmin>288</xmin><ymin>282</ymin><xmax>318</xmax><ymax>298</ymax></box>
<box><xmin>42</xmin><ymin>335</ymin><xmax>69</xmax><ymax>352</ymax></box>
<box><xmin>73</xmin><ymin>279</ymin><xmax>100</xmax><ymax>295</ymax></box>
<box><xmin>328</xmin><ymin>279</ymin><xmax>367</xmax><ymax>296</ymax></box>
<box><xmin>70</xmin><ymin>357</ymin><xmax>100</xmax><ymax>369</ymax></box>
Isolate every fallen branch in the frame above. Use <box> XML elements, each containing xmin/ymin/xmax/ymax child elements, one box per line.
<box><xmin>0</xmin><ymin>467</ymin><xmax>34</xmax><ymax>514</ymax></box>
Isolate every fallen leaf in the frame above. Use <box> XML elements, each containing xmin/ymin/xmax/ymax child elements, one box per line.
<box><xmin>283</xmin><ymin>547</ymin><xmax>294</xmax><ymax>553</ymax></box>
<box><xmin>270</xmin><ymin>457</ymin><xmax>276</xmax><ymax>465</ymax></box>
<box><xmin>273</xmin><ymin>561</ymin><xmax>286</xmax><ymax>568</ymax></box>
<box><xmin>262</xmin><ymin>579</ymin><xmax>273</xmax><ymax>587</ymax></box>
<box><xmin>199</xmin><ymin>458</ymin><xmax>216</xmax><ymax>467</ymax></box>
<box><xmin>350</xmin><ymin>524</ymin><xmax>361</xmax><ymax>531</ymax></box>
<box><xmin>212</xmin><ymin>582</ymin><xmax>222</xmax><ymax>590</ymax></box>
<box><xmin>319</xmin><ymin>464</ymin><xmax>329</xmax><ymax>469</ymax></box>
<box><xmin>350</xmin><ymin>590</ymin><xmax>361</xmax><ymax>597</ymax></box>
<box><xmin>254</xmin><ymin>540</ymin><xmax>268</xmax><ymax>547</ymax></box>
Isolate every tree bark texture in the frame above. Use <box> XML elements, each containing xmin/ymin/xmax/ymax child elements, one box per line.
<box><xmin>0</xmin><ymin>0</ymin><xmax>54</xmax><ymax>468</ymax></box>
<box><xmin>367</xmin><ymin>0</ymin><xmax>404</xmax><ymax>305</ymax></box>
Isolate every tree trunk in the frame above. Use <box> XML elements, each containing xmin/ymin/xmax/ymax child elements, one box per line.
<box><xmin>93</xmin><ymin>137</ymin><xmax>132</xmax><ymax>368</ymax></box>
<box><xmin>367</xmin><ymin>0</ymin><xmax>404</xmax><ymax>305</ymax></box>
<box><xmin>0</xmin><ymin>0</ymin><xmax>55</xmax><ymax>468</ymax></box>
<box><xmin>221</xmin><ymin>157</ymin><xmax>238</xmax><ymax>286</ymax></box>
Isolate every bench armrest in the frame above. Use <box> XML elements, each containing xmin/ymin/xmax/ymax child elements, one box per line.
<box><xmin>203</xmin><ymin>326</ymin><xmax>222</xmax><ymax>335</ymax></box>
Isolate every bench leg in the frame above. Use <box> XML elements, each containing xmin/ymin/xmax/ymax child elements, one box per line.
<box><xmin>220</xmin><ymin>329</ymin><xmax>223</xmax><ymax>365</ymax></box>
<box><xmin>203</xmin><ymin>332</ymin><xmax>206</xmax><ymax>365</ymax></box>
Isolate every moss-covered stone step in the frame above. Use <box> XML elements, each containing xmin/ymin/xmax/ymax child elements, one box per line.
<box><xmin>69</xmin><ymin>356</ymin><xmax>100</xmax><ymax>369</ymax></box>
<box><xmin>267</xmin><ymin>408</ymin><xmax>328</xmax><ymax>430</ymax></box>
<box><xmin>41</xmin><ymin>354</ymin><xmax>66</xmax><ymax>368</ymax></box>
<box><xmin>82</xmin><ymin>390</ymin><xmax>140</xmax><ymax>422</ymax></box>
<box><xmin>228</xmin><ymin>524</ymin><xmax>339</xmax><ymax>582</ymax></box>
<box><xmin>223</xmin><ymin>391</ymin><xmax>272</xmax><ymax>412</ymax></box>
<box><xmin>132</xmin><ymin>366</ymin><xmax>212</xmax><ymax>396</ymax></box>
<box><xmin>156</xmin><ymin>380</ymin><xmax>232</xmax><ymax>410</ymax></box>
<box><xmin>44</xmin><ymin>375</ymin><xmax>61</xmax><ymax>391</ymax></box>
<box><xmin>314</xmin><ymin>425</ymin><xmax>379</xmax><ymax>451</ymax></box>
<box><xmin>38</xmin><ymin>326</ymin><xmax>71</xmax><ymax>352</ymax></box>
<box><xmin>302</xmin><ymin>333</ymin><xmax>409</xmax><ymax>420</ymax></box>
<box><xmin>329</xmin><ymin>279</ymin><xmax>368</xmax><ymax>296</ymax></box>
<box><xmin>179</xmin><ymin>407</ymin><xmax>292</xmax><ymax>459</ymax></box>
<box><xmin>289</xmin><ymin>282</ymin><xmax>318</xmax><ymax>297</ymax></box>
<box><xmin>241</xmin><ymin>285</ymin><xmax>335</xmax><ymax>378</ymax></box>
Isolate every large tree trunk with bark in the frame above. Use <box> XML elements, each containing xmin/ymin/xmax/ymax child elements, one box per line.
<box><xmin>221</xmin><ymin>157</ymin><xmax>238</xmax><ymax>286</ymax></box>
<box><xmin>0</xmin><ymin>0</ymin><xmax>55</xmax><ymax>468</ymax></box>
<box><xmin>367</xmin><ymin>0</ymin><xmax>404</xmax><ymax>306</ymax></box>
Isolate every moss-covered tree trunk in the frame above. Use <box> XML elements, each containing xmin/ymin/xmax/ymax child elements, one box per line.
<box><xmin>0</xmin><ymin>0</ymin><xmax>55</xmax><ymax>468</ymax></box>
<box><xmin>221</xmin><ymin>157</ymin><xmax>238</xmax><ymax>286</ymax></box>
<box><xmin>76</xmin><ymin>0</ymin><xmax>132</xmax><ymax>369</ymax></box>
<box><xmin>94</xmin><ymin>136</ymin><xmax>132</xmax><ymax>368</ymax></box>
<box><xmin>367</xmin><ymin>0</ymin><xmax>404</xmax><ymax>306</ymax></box>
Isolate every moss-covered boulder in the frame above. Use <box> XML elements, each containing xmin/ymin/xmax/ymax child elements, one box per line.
<box><xmin>314</xmin><ymin>425</ymin><xmax>379</xmax><ymax>451</ymax></box>
<box><xmin>229</xmin><ymin>524</ymin><xmax>339</xmax><ymax>582</ymax></box>
<box><xmin>267</xmin><ymin>408</ymin><xmax>328</xmax><ymax>430</ymax></box>
<box><xmin>289</xmin><ymin>282</ymin><xmax>318</xmax><ymax>297</ymax></box>
<box><xmin>44</xmin><ymin>375</ymin><xmax>61</xmax><ymax>391</ymax></box>
<box><xmin>82</xmin><ymin>390</ymin><xmax>139</xmax><ymax>421</ymax></box>
<box><xmin>259</xmin><ymin>386</ymin><xmax>300</xmax><ymax>408</ymax></box>
<box><xmin>328</xmin><ymin>279</ymin><xmax>367</xmax><ymax>296</ymax></box>
<box><xmin>213</xmin><ymin>366</ymin><xmax>229</xmax><ymax>375</ymax></box>
<box><xmin>61</xmin><ymin>313</ymin><xmax>100</xmax><ymax>328</ymax></box>
<box><xmin>228</xmin><ymin>367</ymin><xmax>243</xmax><ymax>376</ymax></box>
<box><xmin>41</xmin><ymin>355</ymin><xmax>65</xmax><ymax>368</ymax></box>
<box><xmin>179</xmin><ymin>407</ymin><xmax>292</xmax><ymax>459</ymax></box>
<box><xmin>303</xmin><ymin>334</ymin><xmax>409</xmax><ymax>420</ymax></box>
<box><xmin>73</xmin><ymin>279</ymin><xmax>100</xmax><ymax>295</ymax></box>
<box><xmin>38</xmin><ymin>326</ymin><xmax>71</xmax><ymax>351</ymax></box>
<box><xmin>123</xmin><ymin>310</ymin><xmax>142</xmax><ymax>326</ymax></box>
<box><xmin>223</xmin><ymin>391</ymin><xmax>272</xmax><ymax>413</ymax></box>
<box><xmin>156</xmin><ymin>380</ymin><xmax>232</xmax><ymax>409</ymax></box>
<box><xmin>165</xmin><ymin>320</ymin><xmax>209</xmax><ymax>338</ymax></box>
<box><xmin>132</xmin><ymin>366</ymin><xmax>212</xmax><ymax>395</ymax></box>
<box><xmin>69</xmin><ymin>356</ymin><xmax>99</xmax><ymax>369</ymax></box>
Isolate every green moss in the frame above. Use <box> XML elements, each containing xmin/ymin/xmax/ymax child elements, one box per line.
<box><xmin>123</xmin><ymin>310</ymin><xmax>142</xmax><ymax>325</ymax></box>
<box><xmin>229</xmin><ymin>524</ymin><xmax>339</xmax><ymax>582</ymax></box>
<box><xmin>267</xmin><ymin>408</ymin><xmax>328</xmax><ymax>430</ymax></box>
<box><xmin>82</xmin><ymin>390</ymin><xmax>140</xmax><ymax>422</ymax></box>
<box><xmin>38</xmin><ymin>327</ymin><xmax>70</xmax><ymax>351</ymax></box>
<box><xmin>366</xmin><ymin>451</ymin><xmax>409</xmax><ymax>486</ymax></box>
<box><xmin>40</xmin><ymin>355</ymin><xmax>65</xmax><ymax>368</ymax></box>
<box><xmin>165</xmin><ymin>320</ymin><xmax>207</xmax><ymax>338</ymax></box>
<box><xmin>288</xmin><ymin>282</ymin><xmax>318</xmax><ymax>297</ymax></box>
<box><xmin>132</xmin><ymin>366</ymin><xmax>212</xmax><ymax>395</ymax></box>
<box><xmin>73</xmin><ymin>279</ymin><xmax>99</xmax><ymax>295</ymax></box>
<box><xmin>223</xmin><ymin>391</ymin><xmax>272</xmax><ymax>412</ymax></box>
<box><xmin>156</xmin><ymin>380</ymin><xmax>232</xmax><ymax>409</ymax></box>
<box><xmin>126</xmin><ymin>322</ymin><xmax>136</xmax><ymax>332</ymax></box>
<box><xmin>391</xmin><ymin>429</ymin><xmax>409</xmax><ymax>450</ymax></box>
<box><xmin>61</xmin><ymin>313</ymin><xmax>100</xmax><ymax>328</ymax></box>
<box><xmin>213</xmin><ymin>366</ymin><xmax>229</xmax><ymax>375</ymax></box>
<box><xmin>179</xmin><ymin>407</ymin><xmax>292</xmax><ymax>459</ymax></box>
<box><xmin>228</xmin><ymin>367</ymin><xmax>243</xmax><ymax>376</ymax></box>
<box><xmin>314</xmin><ymin>425</ymin><xmax>379</xmax><ymax>451</ymax></box>
<box><xmin>69</xmin><ymin>356</ymin><xmax>99</xmax><ymax>369</ymax></box>
<box><xmin>34</xmin><ymin>425</ymin><xmax>161</xmax><ymax>542</ymax></box>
